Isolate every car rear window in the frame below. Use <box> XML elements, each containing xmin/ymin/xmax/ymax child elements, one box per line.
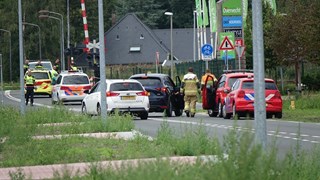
<box><xmin>132</xmin><ymin>77</ymin><xmax>162</xmax><ymax>88</ymax></box>
<box><xmin>62</xmin><ymin>75</ymin><xmax>89</xmax><ymax>85</ymax></box>
<box><xmin>110</xmin><ymin>82</ymin><xmax>144</xmax><ymax>91</ymax></box>
<box><xmin>242</xmin><ymin>81</ymin><xmax>277</xmax><ymax>90</ymax></box>
<box><xmin>33</xmin><ymin>72</ymin><xmax>49</xmax><ymax>79</ymax></box>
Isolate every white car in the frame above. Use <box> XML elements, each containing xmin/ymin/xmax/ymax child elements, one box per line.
<box><xmin>81</xmin><ymin>79</ymin><xmax>150</xmax><ymax>119</ymax></box>
<box><xmin>52</xmin><ymin>70</ymin><xmax>91</xmax><ymax>104</ymax></box>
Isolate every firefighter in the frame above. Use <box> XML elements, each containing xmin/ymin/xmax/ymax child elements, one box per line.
<box><xmin>181</xmin><ymin>67</ymin><xmax>200</xmax><ymax>117</ymax></box>
<box><xmin>24</xmin><ymin>69</ymin><xmax>36</xmax><ymax>106</ymax></box>
<box><xmin>201</xmin><ymin>69</ymin><xmax>217</xmax><ymax>90</ymax></box>
<box><xmin>23</xmin><ymin>59</ymin><xmax>29</xmax><ymax>74</ymax></box>
<box><xmin>201</xmin><ymin>69</ymin><xmax>217</xmax><ymax>111</ymax></box>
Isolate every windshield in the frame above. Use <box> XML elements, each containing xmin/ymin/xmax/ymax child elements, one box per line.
<box><xmin>62</xmin><ymin>75</ymin><xmax>89</xmax><ymax>85</ymax></box>
<box><xmin>227</xmin><ymin>77</ymin><xmax>239</xmax><ymax>87</ymax></box>
<box><xmin>33</xmin><ymin>72</ymin><xmax>49</xmax><ymax>80</ymax></box>
<box><xmin>110</xmin><ymin>82</ymin><xmax>144</xmax><ymax>91</ymax></box>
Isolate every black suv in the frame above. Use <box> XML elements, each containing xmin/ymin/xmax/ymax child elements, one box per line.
<box><xmin>129</xmin><ymin>73</ymin><xmax>184</xmax><ymax>117</ymax></box>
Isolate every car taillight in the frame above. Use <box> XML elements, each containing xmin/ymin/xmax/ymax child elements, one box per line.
<box><xmin>106</xmin><ymin>91</ymin><xmax>120</xmax><ymax>97</ymax></box>
<box><xmin>83</xmin><ymin>85</ymin><xmax>91</xmax><ymax>90</ymax></box>
<box><xmin>60</xmin><ymin>86</ymin><xmax>69</xmax><ymax>91</ymax></box>
<box><xmin>156</xmin><ymin>87</ymin><xmax>167</xmax><ymax>92</ymax></box>
<box><xmin>238</xmin><ymin>90</ymin><xmax>245</xmax><ymax>98</ymax></box>
<box><xmin>136</xmin><ymin>91</ymin><xmax>149</xmax><ymax>96</ymax></box>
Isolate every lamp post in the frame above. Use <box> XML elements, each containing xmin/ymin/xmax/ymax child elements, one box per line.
<box><xmin>0</xmin><ymin>29</ymin><xmax>12</xmax><ymax>82</ymax></box>
<box><xmin>164</xmin><ymin>12</ymin><xmax>173</xmax><ymax>78</ymax></box>
<box><xmin>39</xmin><ymin>10</ymin><xmax>65</xmax><ymax>70</ymax></box>
<box><xmin>22</xmin><ymin>22</ymin><xmax>42</xmax><ymax>61</ymax></box>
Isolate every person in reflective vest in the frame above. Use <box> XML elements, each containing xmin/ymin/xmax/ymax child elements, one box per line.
<box><xmin>70</xmin><ymin>60</ymin><xmax>78</xmax><ymax>71</ymax></box>
<box><xmin>201</xmin><ymin>69</ymin><xmax>217</xmax><ymax>111</ymax></box>
<box><xmin>201</xmin><ymin>69</ymin><xmax>217</xmax><ymax>90</ymax></box>
<box><xmin>24</xmin><ymin>70</ymin><xmax>36</xmax><ymax>106</ymax></box>
<box><xmin>23</xmin><ymin>59</ymin><xmax>29</xmax><ymax>74</ymax></box>
<box><xmin>35</xmin><ymin>60</ymin><xmax>43</xmax><ymax>69</ymax></box>
<box><xmin>180</xmin><ymin>67</ymin><xmax>200</xmax><ymax>117</ymax></box>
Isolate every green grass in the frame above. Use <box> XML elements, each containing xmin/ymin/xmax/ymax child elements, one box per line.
<box><xmin>282</xmin><ymin>92</ymin><xmax>320</xmax><ymax>122</ymax></box>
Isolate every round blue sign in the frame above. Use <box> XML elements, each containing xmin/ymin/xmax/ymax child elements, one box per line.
<box><xmin>201</xmin><ymin>44</ymin><xmax>213</xmax><ymax>56</ymax></box>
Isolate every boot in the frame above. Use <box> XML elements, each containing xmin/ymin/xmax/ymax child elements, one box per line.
<box><xmin>185</xmin><ymin>110</ymin><xmax>190</xmax><ymax>117</ymax></box>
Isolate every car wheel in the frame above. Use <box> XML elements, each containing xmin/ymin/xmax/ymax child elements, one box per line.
<box><xmin>140</xmin><ymin>112</ymin><xmax>148</xmax><ymax>120</ymax></box>
<box><xmin>208</xmin><ymin>109</ymin><xmax>218</xmax><ymax>117</ymax></box>
<box><xmin>217</xmin><ymin>101</ymin><xmax>223</xmax><ymax>117</ymax></box>
<box><xmin>174</xmin><ymin>109</ymin><xmax>183</xmax><ymax>117</ymax></box>
<box><xmin>81</xmin><ymin>103</ymin><xmax>87</xmax><ymax>115</ymax></box>
<box><xmin>165</xmin><ymin>100</ymin><xmax>173</xmax><ymax>117</ymax></box>
<box><xmin>232</xmin><ymin>104</ymin><xmax>238</xmax><ymax>119</ymax></box>
<box><xmin>275</xmin><ymin>112</ymin><xmax>282</xmax><ymax>119</ymax></box>
<box><xmin>97</xmin><ymin>103</ymin><xmax>101</xmax><ymax>116</ymax></box>
<box><xmin>266</xmin><ymin>113</ymin><xmax>273</xmax><ymax>119</ymax></box>
<box><xmin>223</xmin><ymin>104</ymin><xmax>231</xmax><ymax>119</ymax></box>
<box><xmin>49</xmin><ymin>94</ymin><xmax>52</xmax><ymax>98</ymax></box>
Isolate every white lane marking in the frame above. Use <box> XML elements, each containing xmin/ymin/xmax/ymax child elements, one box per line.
<box><xmin>4</xmin><ymin>90</ymin><xmax>320</xmax><ymax>144</ymax></box>
<box><xmin>5</xmin><ymin>90</ymin><xmax>52</xmax><ymax>109</ymax></box>
<box><xmin>148</xmin><ymin>117</ymin><xmax>320</xmax><ymax>144</ymax></box>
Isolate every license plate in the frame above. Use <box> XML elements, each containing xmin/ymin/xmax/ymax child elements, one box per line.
<box><xmin>121</xmin><ymin>96</ymin><xmax>136</xmax><ymax>100</ymax></box>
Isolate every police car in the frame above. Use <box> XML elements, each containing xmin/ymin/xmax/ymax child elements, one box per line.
<box><xmin>51</xmin><ymin>70</ymin><xmax>91</xmax><ymax>104</ymax></box>
<box><xmin>25</xmin><ymin>68</ymin><xmax>53</xmax><ymax>97</ymax></box>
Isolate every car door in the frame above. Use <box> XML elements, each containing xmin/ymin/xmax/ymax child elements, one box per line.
<box><xmin>52</xmin><ymin>75</ymin><xmax>62</xmax><ymax>101</ymax></box>
<box><xmin>202</xmin><ymin>75</ymin><xmax>216</xmax><ymax>109</ymax></box>
<box><xmin>173</xmin><ymin>76</ymin><xmax>184</xmax><ymax>110</ymax></box>
<box><xmin>86</xmin><ymin>82</ymin><xmax>101</xmax><ymax>114</ymax></box>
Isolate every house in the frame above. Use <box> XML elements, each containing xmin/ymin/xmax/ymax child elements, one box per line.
<box><xmin>76</xmin><ymin>13</ymin><xmax>214</xmax><ymax>67</ymax></box>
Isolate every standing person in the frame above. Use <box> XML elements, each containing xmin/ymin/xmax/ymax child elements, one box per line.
<box><xmin>54</xmin><ymin>58</ymin><xmax>60</xmax><ymax>71</ymax></box>
<box><xmin>51</xmin><ymin>66</ymin><xmax>59</xmax><ymax>79</ymax></box>
<box><xmin>70</xmin><ymin>60</ymin><xmax>78</xmax><ymax>71</ymax></box>
<box><xmin>201</xmin><ymin>69</ymin><xmax>217</xmax><ymax>90</ymax></box>
<box><xmin>201</xmin><ymin>69</ymin><xmax>218</xmax><ymax>112</ymax></box>
<box><xmin>35</xmin><ymin>60</ymin><xmax>43</xmax><ymax>69</ymax></box>
<box><xmin>23</xmin><ymin>59</ymin><xmax>29</xmax><ymax>74</ymax></box>
<box><xmin>180</xmin><ymin>67</ymin><xmax>200</xmax><ymax>117</ymax></box>
<box><xmin>24</xmin><ymin>69</ymin><xmax>36</xmax><ymax>106</ymax></box>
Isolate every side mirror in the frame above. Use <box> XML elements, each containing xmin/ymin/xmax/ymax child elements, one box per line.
<box><xmin>84</xmin><ymin>89</ymin><xmax>90</xmax><ymax>94</ymax></box>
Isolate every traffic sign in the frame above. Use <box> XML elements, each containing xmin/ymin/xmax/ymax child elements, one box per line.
<box><xmin>86</xmin><ymin>42</ymin><xmax>100</xmax><ymax>50</ymax></box>
<box><xmin>201</xmin><ymin>44</ymin><xmax>213</xmax><ymax>56</ymax></box>
<box><xmin>235</xmin><ymin>45</ymin><xmax>245</xmax><ymax>58</ymax></box>
<box><xmin>201</xmin><ymin>44</ymin><xmax>213</xmax><ymax>60</ymax></box>
<box><xmin>219</xmin><ymin>36</ymin><xmax>234</xmax><ymax>50</ymax></box>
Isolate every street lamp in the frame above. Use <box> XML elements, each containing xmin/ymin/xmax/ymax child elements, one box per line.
<box><xmin>0</xmin><ymin>29</ymin><xmax>12</xmax><ymax>82</ymax></box>
<box><xmin>39</xmin><ymin>10</ymin><xmax>65</xmax><ymax>70</ymax></box>
<box><xmin>22</xmin><ymin>22</ymin><xmax>42</xmax><ymax>61</ymax></box>
<box><xmin>164</xmin><ymin>12</ymin><xmax>174</xmax><ymax>78</ymax></box>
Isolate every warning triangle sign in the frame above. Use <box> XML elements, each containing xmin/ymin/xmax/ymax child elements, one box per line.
<box><xmin>219</xmin><ymin>36</ymin><xmax>234</xmax><ymax>50</ymax></box>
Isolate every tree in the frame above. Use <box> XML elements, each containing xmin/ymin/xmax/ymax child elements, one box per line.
<box><xmin>269</xmin><ymin>0</ymin><xmax>320</xmax><ymax>91</ymax></box>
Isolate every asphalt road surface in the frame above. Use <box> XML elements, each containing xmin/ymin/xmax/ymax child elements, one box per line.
<box><xmin>2</xmin><ymin>90</ymin><xmax>320</xmax><ymax>159</ymax></box>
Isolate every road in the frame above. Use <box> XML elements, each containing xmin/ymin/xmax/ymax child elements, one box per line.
<box><xmin>2</xmin><ymin>90</ymin><xmax>320</xmax><ymax>159</ymax></box>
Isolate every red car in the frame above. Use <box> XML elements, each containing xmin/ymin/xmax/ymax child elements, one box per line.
<box><xmin>202</xmin><ymin>70</ymin><xmax>254</xmax><ymax>117</ymax></box>
<box><xmin>223</xmin><ymin>77</ymin><xmax>282</xmax><ymax>119</ymax></box>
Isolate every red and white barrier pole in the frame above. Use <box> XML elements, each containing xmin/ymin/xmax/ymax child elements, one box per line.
<box><xmin>81</xmin><ymin>0</ymin><xmax>90</xmax><ymax>52</ymax></box>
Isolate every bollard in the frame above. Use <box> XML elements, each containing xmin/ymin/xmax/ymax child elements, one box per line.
<box><xmin>290</xmin><ymin>100</ymin><xmax>295</xmax><ymax>110</ymax></box>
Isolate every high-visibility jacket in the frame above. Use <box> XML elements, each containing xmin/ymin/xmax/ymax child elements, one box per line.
<box><xmin>201</xmin><ymin>73</ymin><xmax>217</xmax><ymax>87</ymax></box>
<box><xmin>24</xmin><ymin>75</ymin><xmax>35</xmax><ymax>86</ymax></box>
<box><xmin>181</xmin><ymin>72</ymin><xmax>200</xmax><ymax>96</ymax></box>
<box><xmin>71</xmin><ymin>66</ymin><xmax>78</xmax><ymax>71</ymax></box>
<box><xmin>51</xmin><ymin>69</ymin><xmax>58</xmax><ymax>77</ymax></box>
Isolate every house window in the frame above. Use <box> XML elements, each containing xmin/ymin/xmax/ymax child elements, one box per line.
<box><xmin>140</xmin><ymin>34</ymin><xmax>144</xmax><ymax>40</ymax></box>
<box><xmin>129</xmin><ymin>46</ymin><xmax>141</xmax><ymax>52</ymax></box>
<box><xmin>116</xmin><ymin>35</ymin><xmax>119</xmax><ymax>40</ymax></box>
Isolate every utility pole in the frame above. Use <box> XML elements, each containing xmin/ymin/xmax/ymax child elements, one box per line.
<box><xmin>18</xmin><ymin>0</ymin><xmax>26</xmax><ymax>114</ymax></box>
<box><xmin>252</xmin><ymin>0</ymin><xmax>267</xmax><ymax>148</ymax></box>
